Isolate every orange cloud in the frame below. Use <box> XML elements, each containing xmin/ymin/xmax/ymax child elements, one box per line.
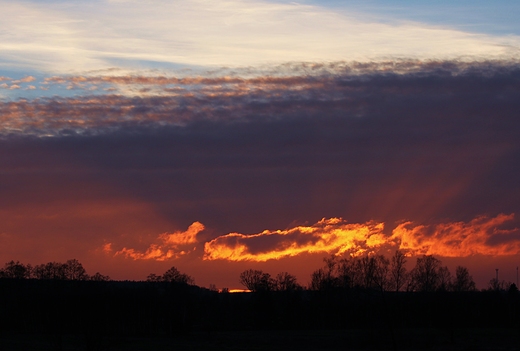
<box><xmin>112</xmin><ymin>222</ymin><xmax>204</xmax><ymax>261</ymax></box>
<box><xmin>392</xmin><ymin>213</ymin><xmax>520</xmax><ymax>257</ymax></box>
<box><xmin>203</xmin><ymin>218</ymin><xmax>387</xmax><ymax>262</ymax></box>
<box><xmin>100</xmin><ymin>215</ymin><xmax>519</xmax><ymax>263</ymax></box>
<box><xmin>203</xmin><ymin>214</ymin><xmax>520</xmax><ymax>262</ymax></box>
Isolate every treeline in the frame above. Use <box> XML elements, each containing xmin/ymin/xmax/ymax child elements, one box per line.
<box><xmin>1</xmin><ymin>252</ymin><xmax>517</xmax><ymax>293</ymax></box>
<box><xmin>238</xmin><ymin>252</ymin><xmax>516</xmax><ymax>293</ymax></box>
<box><xmin>0</xmin><ymin>259</ymin><xmax>197</xmax><ymax>286</ymax></box>
<box><xmin>0</xmin><ymin>259</ymin><xmax>110</xmax><ymax>281</ymax></box>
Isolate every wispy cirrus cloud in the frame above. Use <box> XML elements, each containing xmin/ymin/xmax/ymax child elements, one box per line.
<box><xmin>1</xmin><ymin>0</ymin><xmax>519</xmax><ymax>74</ymax></box>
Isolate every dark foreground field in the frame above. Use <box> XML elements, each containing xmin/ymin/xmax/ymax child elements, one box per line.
<box><xmin>1</xmin><ymin>328</ymin><xmax>519</xmax><ymax>351</ymax></box>
<box><xmin>1</xmin><ymin>279</ymin><xmax>519</xmax><ymax>351</ymax></box>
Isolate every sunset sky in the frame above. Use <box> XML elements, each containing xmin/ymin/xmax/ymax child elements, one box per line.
<box><xmin>1</xmin><ymin>0</ymin><xmax>520</xmax><ymax>289</ymax></box>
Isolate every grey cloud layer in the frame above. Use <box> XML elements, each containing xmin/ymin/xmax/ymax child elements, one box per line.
<box><xmin>1</xmin><ymin>60</ymin><xmax>519</xmax><ymax>247</ymax></box>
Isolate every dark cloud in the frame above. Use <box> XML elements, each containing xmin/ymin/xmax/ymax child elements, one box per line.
<box><xmin>1</xmin><ymin>60</ymin><xmax>520</xmax><ymax>278</ymax></box>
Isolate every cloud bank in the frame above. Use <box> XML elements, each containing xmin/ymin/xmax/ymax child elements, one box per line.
<box><xmin>1</xmin><ymin>60</ymin><xmax>520</xmax><ymax>137</ymax></box>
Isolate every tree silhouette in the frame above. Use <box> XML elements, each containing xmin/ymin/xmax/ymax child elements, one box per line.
<box><xmin>371</xmin><ymin>255</ymin><xmax>390</xmax><ymax>291</ymax></box>
<box><xmin>390</xmin><ymin>250</ymin><xmax>408</xmax><ymax>292</ymax></box>
<box><xmin>310</xmin><ymin>268</ymin><xmax>332</xmax><ymax>291</ymax></box>
<box><xmin>146</xmin><ymin>273</ymin><xmax>163</xmax><ymax>282</ymax></box>
<box><xmin>310</xmin><ymin>256</ymin><xmax>342</xmax><ymax>290</ymax></box>
<box><xmin>90</xmin><ymin>272</ymin><xmax>110</xmax><ymax>281</ymax></box>
<box><xmin>0</xmin><ymin>260</ymin><xmax>30</xmax><ymax>279</ymax></box>
<box><xmin>33</xmin><ymin>261</ymin><xmax>67</xmax><ymax>280</ymax></box>
<box><xmin>437</xmin><ymin>266</ymin><xmax>452</xmax><ymax>291</ymax></box>
<box><xmin>0</xmin><ymin>259</ymin><xmax>112</xmax><ymax>282</ymax></box>
<box><xmin>410</xmin><ymin>255</ymin><xmax>442</xmax><ymax>292</ymax></box>
<box><xmin>163</xmin><ymin>266</ymin><xmax>194</xmax><ymax>284</ymax></box>
<box><xmin>64</xmin><ymin>259</ymin><xmax>88</xmax><ymax>280</ymax></box>
<box><xmin>239</xmin><ymin>269</ymin><xmax>274</xmax><ymax>292</ymax></box>
<box><xmin>451</xmin><ymin>266</ymin><xmax>476</xmax><ymax>292</ymax></box>
<box><xmin>274</xmin><ymin>272</ymin><xmax>301</xmax><ymax>291</ymax></box>
<box><xmin>146</xmin><ymin>266</ymin><xmax>193</xmax><ymax>284</ymax></box>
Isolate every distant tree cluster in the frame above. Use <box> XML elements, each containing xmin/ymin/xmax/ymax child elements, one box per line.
<box><xmin>0</xmin><ymin>259</ymin><xmax>109</xmax><ymax>281</ymax></box>
<box><xmin>146</xmin><ymin>266</ymin><xmax>194</xmax><ymax>285</ymax></box>
<box><xmin>306</xmin><ymin>251</ymin><xmax>479</xmax><ymax>293</ymax></box>
<box><xmin>239</xmin><ymin>269</ymin><xmax>302</xmax><ymax>292</ymax></box>
<box><xmin>0</xmin><ymin>260</ymin><xmax>196</xmax><ymax>287</ymax></box>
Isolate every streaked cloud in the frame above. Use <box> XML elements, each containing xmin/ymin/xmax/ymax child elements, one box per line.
<box><xmin>0</xmin><ymin>0</ymin><xmax>519</xmax><ymax>74</ymax></box>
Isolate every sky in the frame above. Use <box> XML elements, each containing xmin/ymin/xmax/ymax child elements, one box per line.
<box><xmin>1</xmin><ymin>0</ymin><xmax>520</xmax><ymax>289</ymax></box>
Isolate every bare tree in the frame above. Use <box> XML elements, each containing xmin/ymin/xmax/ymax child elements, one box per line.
<box><xmin>310</xmin><ymin>268</ymin><xmax>329</xmax><ymax>291</ymax></box>
<box><xmin>33</xmin><ymin>262</ymin><xmax>67</xmax><ymax>280</ymax></box>
<box><xmin>359</xmin><ymin>256</ymin><xmax>376</xmax><ymax>289</ymax></box>
<box><xmin>372</xmin><ymin>255</ymin><xmax>390</xmax><ymax>291</ymax></box>
<box><xmin>437</xmin><ymin>266</ymin><xmax>452</xmax><ymax>291</ymax></box>
<box><xmin>1</xmin><ymin>260</ymin><xmax>30</xmax><ymax>279</ymax></box>
<box><xmin>390</xmin><ymin>250</ymin><xmax>408</xmax><ymax>292</ymax></box>
<box><xmin>309</xmin><ymin>256</ymin><xmax>342</xmax><ymax>290</ymax></box>
<box><xmin>410</xmin><ymin>255</ymin><xmax>442</xmax><ymax>292</ymax></box>
<box><xmin>311</xmin><ymin>254</ymin><xmax>390</xmax><ymax>291</ymax></box>
<box><xmin>64</xmin><ymin>259</ymin><xmax>88</xmax><ymax>280</ymax></box>
<box><xmin>90</xmin><ymin>272</ymin><xmax>111</xmax><ymax>281</ymax></box>
<box><xmin>274</xmin><ymin>272</ymin><xmax>301</xmax><ymax>291</ymax></box>
<box><xmin>162</xmin><ymin>266</ymin><xmax>194</xmax><ymax>285</ymax></box>
<box><xmin>336</xmin><ymin>257</ymin><xmax>359</xmax><ymax>289</ymax></box>
<box><xmin>451</xmin><ymin>266</ymin><xmax>476</xmax><ymax>292</ymax></box>
<box><xmin>239</xmin><ymin>269</ymin><xmax>274</xmax><ymax>292</ymax></box>
<box><xmin>146</xmin><ymin>273</ymin><xmax>162</xmax><ymax>282</ymax></box>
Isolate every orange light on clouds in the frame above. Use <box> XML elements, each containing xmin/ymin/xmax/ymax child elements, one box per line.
<box><xmin>203</xmin><ymin>218</ymin><xmax>387</xmax><ymax>262</ymax></box>
<box><xmin>105</xmin><ymin>214</ymin><xmax>520</xmax><ymax>263</ymax></box>
<box><xmin>392</xmin><ymin>213</ymin><xmax>520</xmax><ymax>257</ymax></box>
<box><xmin>202</xmin><ymin>215</ymin><xmax>520</xmax><ymax>262</ymax></box>
<box><xmin>110</xmin><ymin>222</ymin><xmax>204</xmax><ymax>261</ymax></box>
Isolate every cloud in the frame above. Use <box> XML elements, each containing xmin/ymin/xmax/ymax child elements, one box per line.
<box><xmin>12</xmin><ymin>76</ymin><xmax>36</xmax><ymax>84</ymax></box>
<box><xmin>0</xmin><ymin>0</ymin><xmax>519</xmax><ymax>73</ymax></box>
<box><xmin>1</xmin><ymin>59</ymin><xmax>519</xmax><ymax>276</ymax></box>
<box><xmin>111</xmin><ymin>222</ymin><xmax>204</xmax><ymax>261</ymax></box>
<box><xmin>392</xmin><ymin>213</ymin><xmax>520</xmax><ymax>257</ymax></box>
<box><xmin>2</xmin><ymin>60</ymin><xmax>520</xmax><ymax>137</ymax></box>
<box><xmin>203</xmin><ymin>218</ymin><xmax>386</xmax><ymax>261</ymax></box>
<box><xmin>203</xmin><ymin>214</ymin><xmax>520</xmax><ymax>262</ymax></box>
